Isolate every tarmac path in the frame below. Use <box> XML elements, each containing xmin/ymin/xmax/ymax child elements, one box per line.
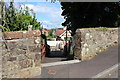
<box><xmin>36</xmin><ymin>45</ymin><xmax>119</xmax><ymax>78</ymax></box>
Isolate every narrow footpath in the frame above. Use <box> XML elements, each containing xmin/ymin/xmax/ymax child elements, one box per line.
<box><xmin>36</xmin><ymin>45</ymin><xmax>119</xmax><ymax>78</ymax></box>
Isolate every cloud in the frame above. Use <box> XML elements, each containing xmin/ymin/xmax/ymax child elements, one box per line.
<box><xmin>43</xmin><ymin>21</ymin><xmax>53</xmax><ymax>25</ymax></box>
<box><xmin>25</xmin><ymin>3</ymin><xmax>62</xmax><ymax>18</ymax></box>
<box><xmin>24</xmin><ymin>3</ymin><xmax>65</xmax><ymax>29</ymax></box>
<box><xmin>10</xmin><ymin>0</ymin><xmax>59</xmax><ymax>2</ymax></box>
<box><xmin>24</xmin><ymin>4</ymin><xmax>34</xmax><ymax>9</ymax></box>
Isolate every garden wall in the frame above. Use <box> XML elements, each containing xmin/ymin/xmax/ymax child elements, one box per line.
<box><xmin>0</xmin><ymin>30</ymin><xmax>41</xmax><ymax>78</ymax></box>
<box><xmin>73</xmin><ymin>28</ymin><xmax>118</xmax><ymax>61</ymax></box>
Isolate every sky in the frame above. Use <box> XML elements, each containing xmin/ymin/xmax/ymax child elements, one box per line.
<box><xmin>7</xmin><ymin>0</ymin><xmax>65</xmax><ymax>29</ymax></box>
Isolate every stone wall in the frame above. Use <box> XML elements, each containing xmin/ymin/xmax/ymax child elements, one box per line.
<box><xmin>73</xmin><ymin>28</ymin><xmax>118</xmax><ymax>61</ymax></box>
<box><xmin>1</xmin><ymin>30</ymin><xmax>41</xmax><ymax>78</ymax></box>
<box><xmin>0</xmin><ymin>28</ymin><xmax>2</xmax><ymax>79</ymax></box>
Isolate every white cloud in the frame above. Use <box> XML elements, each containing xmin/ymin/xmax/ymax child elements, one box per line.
<box><xmin>24</xmin><ymin>3</ymin><xmax>65</xmax><ymax>29</ymax></box>
<box><xmin>43</xmin><ymin>21</ymin><xmax>53</xmax><ymax>25</ymax></box>
<box><xmin>11</xmin><ymin>0</ymin><xmax>59</xmax><ymax>2</ymax></box>
<box><xmin>25</xmin><ymin>3</ymin><xmax>62</xmax><ymax>19</ymax></box>
<box><xmin>24</xmin><ymin>4</ymin><xmax>34</xmax><ymax>9</ymax></box>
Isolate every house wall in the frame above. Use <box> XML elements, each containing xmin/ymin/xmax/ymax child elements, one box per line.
<box><xmin>73</xmin><ymin>28</ymin><xmax>118</xmax><ymax>61</ymax></box>
<box><xmin>1</xmin><ymin>30</ymin><xmax>41</xmax><ymax>78</ymax></box>
<box><xmin>61</xmin><ymin>31</ymin><xmax>71</xmax><ymax>40</ymax></box>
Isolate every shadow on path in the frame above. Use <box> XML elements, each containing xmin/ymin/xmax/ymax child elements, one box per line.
<box><xmin>39</xmin><ymin>45</ymin><xmax>119</xmax><ymax>78</ymax></box>
<box><xmin>41</xmin><ymin>50</ymin><xmax>67</xmax><ymax>63</ymax></box>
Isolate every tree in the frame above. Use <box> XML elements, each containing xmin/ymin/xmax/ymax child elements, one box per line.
<box><xmin>61</xmin><ymin>2</ymin><xmax>120</xmax><ymax>35</ymax></box>
<box><xmin>48</xmin><ymin>29</ymin><xmax>55</xmax><ymax>38</ymax></box>
<box><xmin>1</xmin><ymin>1</ymin><xmax>41</xmax><ymax>31</ymax></box>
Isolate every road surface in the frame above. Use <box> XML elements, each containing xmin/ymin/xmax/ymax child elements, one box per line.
<box><xmin>36</xmin><ymin>45</ymin><xmax>119</xmax><ymax>78</ymax></box>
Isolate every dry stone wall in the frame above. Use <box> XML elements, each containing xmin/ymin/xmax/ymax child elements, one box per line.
<box><xmin>1</xmin><ymin>30</ymin><xmax>41</xmax><ymax>78</ymax></box>
<box><xmin>73</xmin><ymin>28</ymin><xmax>118</xmax><ymax>61</ymax></box>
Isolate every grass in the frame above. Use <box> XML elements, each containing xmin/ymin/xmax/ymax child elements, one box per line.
<box><xmin>98</xmin><ymin>27</ymin><xmax>108</xmax><ymax>30</ymax></box>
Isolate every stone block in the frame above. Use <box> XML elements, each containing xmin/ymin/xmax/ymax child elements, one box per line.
<box><xmin>34</xmin><ymin>37</ymin><xmax>40</xmax><ymax>44</ymax></box>
<box><xmin>19</xmin><ymin>69</ymin><xmax>30</xmax><ymax>78</ymax></box>
<box><xmin>34</xmin><ymin>59</ymin><xmax>41</xmax><ymax>67</ymax></box>
<box><xmin>35</xmin><ymin>54</ymin><xmax>41</xmax><ymax>60</ymax></box>
<box><xmin>34</xmin><ymin>54</ymin><xmax>41</xmax><ymax>67</ymax></box>
<box><xmin>34</xmin><ymin>30</ymin><xmax>41</xmax><ymax>37</ymax></box>
<box><xmin>29</xmin><ymin>67</ymin><xmax>41</xmax><ymax>78</ymax></box>
<box><xmin>14</xmin><ymin>49</ymin><xmax>26</xmax><ymax>55</ymax></box>
<box><xmin>19</xmin><ymin>59</ymin><xmax>33</xmax><ymax>69</ymax></box>
<box><xmin>7</xmin><ymin>57</ymin><xmax>17</xmax><ymax>61</ymax></box>
<box><xmin>0</xmin><ymin>42</ymin><xmax>2</xmax><ymax>47</ymax></box>
<box><xmin>3</xmin><ymin>32</ymin><xmax>23</xmax><ymax>40</ymax></box>
<box><xmin>23</xmin><ymin>30</ymin><xmax>41</xmax><ymax>38</ymax></box>
<box><xmin>18</xmin><ymin>54</ymin><xmax>26</xmax><ymax>61</ymax></box>
<box><xmin>24</xmin><ymin>39</ymin><xmax>35</xmax><ymax>46</ymax></box>
<box><xmin>7</xmin><ymin>73</ymin><xmax>20</xmax><ymax>78</ymax></box>
<box><xmin>26</xmin><ymin>53</ymin><xmax>35</xmax><ymax>59</ymax></box>
<box><xmin>3</xmin><ymin>61</ymin><xmax>20</xmax><ymax>72</ymax></box>
<box><xmin>6</xmin><ymin>41</ymin><xmax>17</xmax><ymax>50</ymax></box>
<box><xmin>29</xmin><ymin>45</ymin><xmax>41</xmax><ymax>52</ymax></box>
<box><xmin>16</xmin><ymin>44</ymin><xmax>27</xmax><ymax>50</ymax></box>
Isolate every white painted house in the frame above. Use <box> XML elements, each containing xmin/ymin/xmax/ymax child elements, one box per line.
<box><xmin>55</xmin><ymin>29</ymin><xmax>71</xmax><ymax>41</ymax></box>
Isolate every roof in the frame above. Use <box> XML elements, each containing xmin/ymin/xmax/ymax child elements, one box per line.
<box><xmin>43</xmin><ymin>28</ymin><xmax>50</xmax><ymax>32</ymax></box>
<box><xmin>55</xmin><ymin>30</ymin><xmax>65</xmax><ymax>36</ymax></box>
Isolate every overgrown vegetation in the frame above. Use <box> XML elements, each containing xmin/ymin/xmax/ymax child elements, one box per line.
<box><xmin>48</xmin><ymin>29</ymin><xmax>56</xmax><ymax>37</ymax></box>
<box><xmin>1</xmin><ymin>1</ymin><xmax>41</xmax><ymax>31</ymax></box>
<box><xmin>46</xmin><ymin>28</ymin><xmax>56</xmax><ymax>41</ymax></box>
<box><xmin>61</xmin><ymin>2</ymin><xmax>120</xmax><ymax>35</ymax></box>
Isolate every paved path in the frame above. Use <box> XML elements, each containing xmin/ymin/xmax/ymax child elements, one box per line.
<box><xmin>104</xmin><ymin>67</ymin><xmax>118</xmax><ymax>78</ymax></box>
<box><xmin>41</xmin><ymin>51</ymin><xmax>67</xmax><ymax>63</ymax></box>
<box><xmin>36</xmin><ymin>45</ymin><xmax>119</xmax><ymax>78</ymax></box>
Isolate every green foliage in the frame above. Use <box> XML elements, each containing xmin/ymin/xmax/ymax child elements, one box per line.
<box><xmin>48</xmin><ymin>29</ymin><xmax>56</xmax><ymax>38</ymax></box>
<box><xmin>0</xmin><ymin>25</ymin><xmax>10</xmax><ymax>31</ymax></box>
<box><xmin>61</xmin><ymin>2</ymin><xmax>120</xmax><ymax>35</ymax></box>
<box><xmin>99</xmin><ymin>26</ymin><xmax>108</xmax><ymax>30</ymax></box>
<box><xmin>47</xmin><ymin>38</ymin><xmax>54</xmax><ymax>41</ymax></box>
<box><xmin>117</xmin><ymin>15</ymin><xmax>120</xmax><ymax>26</ymax></box>
<box><xmin>1</xmin><ymin>1</ymin><xmax>41</xmax><ymax>31</ymax></box>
